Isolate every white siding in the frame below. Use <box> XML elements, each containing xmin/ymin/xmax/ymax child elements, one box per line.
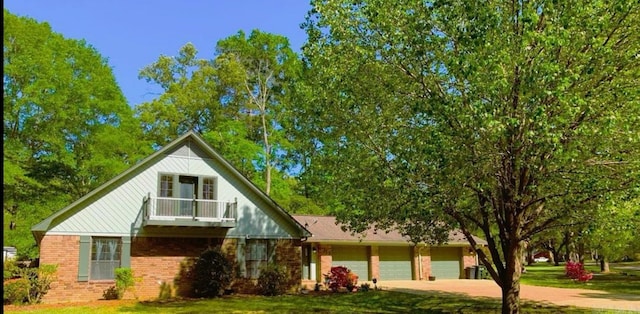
<box><xmin>48</xmin><ymin>142</ymin><xmax>296</xmax><ymax>239</ymax></box>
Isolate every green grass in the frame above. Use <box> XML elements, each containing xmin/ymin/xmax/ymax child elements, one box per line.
<box><xmin>4</xmin><ymin>290</ymin><xmax>604</xmax><ymax>314</ymax></box>
<box><xmin>521</xmin><ymin>261</ymin><xmax>640</xmax><ymax>295</ymax></box>
<box><xmin>5</xmin><ymin>262</ymin><xmax>638</xmax><ymax>314</ymax></box>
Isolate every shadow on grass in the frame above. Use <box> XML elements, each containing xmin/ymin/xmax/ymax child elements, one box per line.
<box><xmin>117</xmin><ymin>290</ymin><xmax>588</xmax><ymax>314</ymax></box>
<box><xmin>578</xmin><ymin>291</ymin><xmax>640</xmax><ymax>302</ymax></box>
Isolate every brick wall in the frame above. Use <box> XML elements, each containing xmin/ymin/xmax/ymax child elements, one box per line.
<box><xmin>274</xmin><ymin>239</ymin><xmax>302</xmax><ymax>293</ymax></box>
<box><xmin>39</xmin><ymin>235</ymin><xmax>113</xmax><ymax>303</ymax></box>
<box><xmin>318</xmin><ymin>244</ymin><xmax>332</xmax><ymax>280</ymax></box>
<box><xmin>39</xmin><ymin>235</ymin><xmax>302</xmax><ymax>303</ymax></box>
<box><xmin>461</xmin><ymin>246</ymin><xmax>476</xmax><ymax>269</ymax></box>
<box><xmin>415</xmin><ymin>246</ymin><xmax>431</xmax><ymax>280</ymax></box>
<box><xmin>130</xmin><ymin>237</ymin><xmax>218</xmax><ymax>300</ymax></box>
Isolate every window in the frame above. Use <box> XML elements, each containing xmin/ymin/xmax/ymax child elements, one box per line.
<box><xmin>160</xmin><ymin>175</ymin><xmax>173</xmax><ymax>197</ymax></box>
<box><xmin>90</xmin><ymin>237</ymin><xmax>121</xmax><ymax>280</ymax></box>
<box><xmin>246</xmin><ymin>240</ymin><xmax>269</xmax><ymax>279</ymax></box>
<box><xmin>203</xmin><ymin>177</ymin><xmax>215</xmax><ymax>200</ymax></box>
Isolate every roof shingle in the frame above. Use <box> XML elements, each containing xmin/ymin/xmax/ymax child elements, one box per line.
<box><xmin>293</xmin><ymin>215</ymin><xmax>487</xmax><ymax>245</ymax></box>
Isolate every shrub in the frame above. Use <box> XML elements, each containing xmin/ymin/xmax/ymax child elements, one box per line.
<box><xmin>191</xmin><ymin>248</ymin><xmax>233</xmax><ymax>298</ymax></box>
<box><xmin>102</xmin><ymin>286</ymin><xmax>119</xmax><ymax>300</ymax></box>
<box><xmin>326</xmin><ymin>266</ymin><xmax>359</xmax><ymax>292</ymax></box>
<box><xmin>4</xmin><ymin>278</ymin><xmax>30</xmax><ymax>305</ymax></box>
<box><xmin>257</xmin><ymin>264</ymin><xmax>289</xmax><ymax>296</ymax></box>
<box><xmin>13</xmin><ymin>264</ymin><xmax>58</xmax><ymax>304</ymax></box>
<box><xmin>115</xmin><ymin>267</ymin><xmax>135</xmax><ymax>299</ymax></box>
<box><xmin>3</xmin><ymin>259</ymin><xmax>20</xmax><ymax>281</ymax></box>
<box><xmin>565</xmin><ymin>261</ymin><xmax>593</xmax><ymax>282</ymax></box>
<box><xmin>359</xmin><ymin>282</ymin><xmax>371</xmax><ymax>292</ymax></box>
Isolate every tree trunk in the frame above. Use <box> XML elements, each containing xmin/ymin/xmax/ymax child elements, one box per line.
<box><xmin>549</xmin><ymin>249</ymin><xmax>559</xmax><ymax>266</ymax></box>
<box><xmin>578</xmin><ymin>242</ymin><xmax>585</xmax><ymax>264</ymax></box>
<box><xmin>260</xmin><ymin>108</ymin><xmax>271</xmax><ymax>196</ymax></box>
<box><xmin>600</xmin><ymin>257</ymin><xmax>610</xmax><ymax>273</ymax></box>
<box><xmin>500</xmin><ymin>242</ymin><xmax>524</xmax><ymax>314</ymax></box>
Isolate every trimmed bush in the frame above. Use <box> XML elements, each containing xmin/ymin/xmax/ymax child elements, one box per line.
<box><xmin>3</xmin><ymin>278</ymin><xmax>30</xmax><ymax>305</ymax></box>
<box><xmin>257</xmin><ymin>264</ymin><xmax>289</xmax><ymax>296</ymax></box>
<box><xmin>191</xmin><ymin>248</ymin><xmax>233</xmax><ymax>298</ymax></box>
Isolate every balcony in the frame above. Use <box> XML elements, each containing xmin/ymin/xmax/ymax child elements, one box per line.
<box><xmin>142</xmin><ymin>194</ymin><xmax>237</xmax><ymax>227</ymax></box>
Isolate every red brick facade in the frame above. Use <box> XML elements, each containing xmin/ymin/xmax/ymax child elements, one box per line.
<box><xmin>38</xmin><ymin>235</ymin><xmax>301</xmax><ymax>303</ymax></box>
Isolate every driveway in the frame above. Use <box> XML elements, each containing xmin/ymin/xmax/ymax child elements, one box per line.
<box><xmin>379</xmin><ymin>279</ymin><xmax>640</xmax><ymax>312</ymax></box>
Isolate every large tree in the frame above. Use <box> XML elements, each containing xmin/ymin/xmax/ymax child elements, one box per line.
<box><xmin>137</xmin><ymin>33</ymin><xmax>324</xmax><ymax>213</ymax></box>
<box><xmin>3</xmin><ymin>10</ymin><xmax>149</xmax><ymax>258</ymax></box>
<box><xmin>300</xmin><ymin>1</ymin><xmax>639</xmax><ymax>313</ymax></box>
<box><xmin>215</xmin><ymin>30</ymin><xmax>301</xmax><ymax>195</ymax></box>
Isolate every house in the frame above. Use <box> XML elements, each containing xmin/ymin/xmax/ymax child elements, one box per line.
<box><xmin>293</xmin><ymin>215</ymin><xmax>487</xmax><ymax>283</ymax></box>
<box><xmin>31</xmin><ymin>131</ymin><xmax>311</xmax><ymax>303</ymax></box>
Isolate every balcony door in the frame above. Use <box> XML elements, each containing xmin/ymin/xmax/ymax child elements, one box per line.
<box><xmin>179</xmin><ymin>176</ymin><xmax>197</xmax><ymax>216</ymax></box>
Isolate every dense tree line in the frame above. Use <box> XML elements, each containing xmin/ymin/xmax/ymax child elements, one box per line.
<box><xmin>4</xmin><ymin>3</ymin><xmax>639</xmax><ymax>313</ymax></box>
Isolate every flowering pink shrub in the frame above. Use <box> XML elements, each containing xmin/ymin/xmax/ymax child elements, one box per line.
<box><xmin>565</xmin><ymin>261</ymin><xmax>593</xmax><ymax>282</ymax></box>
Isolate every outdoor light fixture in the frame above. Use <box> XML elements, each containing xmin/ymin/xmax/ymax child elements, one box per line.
<box><xmin>372</xmin><ymin>278</ymin><xmax>377</xmax><ymax>290</ymax></box>
<box><xmin>312</xmin><ymin>246</ymin><xmax>317</xmax><ymax>253</ymax></box>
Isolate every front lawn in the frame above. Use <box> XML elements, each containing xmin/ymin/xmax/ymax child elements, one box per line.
<box><xmin>4</xmin><ymin>290</ymin><xmax>597</xmax><ymax>314</ymax></box>
<box><xmin>521</xmin><ymin>261</ymin><xmax>640</xmax><ymax>295</ymax></box>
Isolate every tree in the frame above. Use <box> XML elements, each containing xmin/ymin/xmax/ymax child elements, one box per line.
<box><xmin>3</xmin><ymin>10</ymin><xmax>149</xmax><ymax>259</ymax></box>
<box><xmin>215</xmin><ymin>30</ymin><xmax>301</xmax><ymax>195</ymax></box>
<box><xmin>583</xmin><ymin>196</ymin><xmax>640</xmax><ymax>272</ymax></box>
<box><xmin>137</xmin><ymin>36</ymin><xmax>323</xmax><ymax>214</ymax></box>
<box><xmin>300</xmin><ymin>1</ymin><xmax>639</xmax><ymax>313</ymax></box>
<box><xmin>137</xmin><ymin>43</ymin><xmax>223</xmax><ymax>146</ymax></box>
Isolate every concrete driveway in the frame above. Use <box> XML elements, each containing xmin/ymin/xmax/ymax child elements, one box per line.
<box><xmin>379</xmin><ymin>279</ymin><xmax>640</xmax><ymax>312</ymax></box>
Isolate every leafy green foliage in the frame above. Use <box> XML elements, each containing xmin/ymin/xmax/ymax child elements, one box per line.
<box><xmin>300</xmin><ymin>0</ymin><xmax>639</xmax><ymax>312</ymax></box>
<box><xmin>256</xmin><ymin>264</ymin><xmax>289</xmax><ymax>296</ymax></box>
<box><xmin>112</xmin><ymin>267</ymin><xmax>136</xmax><ymax>299</ymax></box>
<box><xmin>3</xmin><ymin>259</ymin><xmax>20</xmax><ymax>280</ymax></box>
<box><xmin>215</xmin><ymin>30</ymin><xmax>302</xmax><ymax>195</ymax></box>
<box><xmin>190</xmin><ymin>249</ymin><xmax>233</xmax><ymax>298</ymax></box>
<box><xmin>3</xmin><ymin>278</ymin><xmax>30</xmax><ymax>305</ymax></box>
<box><xmin>5</xmin><ymin>264</ymin><xmax>58</xmax><ymax>305</ymax></box>
<box><xmin>3</xmin><ymin>10</ymin><xmax>151</xmax><ymax>259</ymax></box>
<box><xmin>583</xmin><ymin>197</ymin><xmax>640</xmax><ymax>262</ymax></box>
<box><xmin>138</xmin><ymin>31</ymin><xmax>325</xmax><ymax>213</ymax></box>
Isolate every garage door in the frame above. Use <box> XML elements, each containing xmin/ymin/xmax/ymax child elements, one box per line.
<box><xmin>430</xmin><ymin>247</ymin><xmax>461</xmax><ymax>279</ymax></box>
<box><xmin>332</xmin><ymin>246</ymin><xmax>369</xmax><ymax>280</ymax></box>
<box><xmin>379</xmin><ymin>246</ymin><xmax>413</xmax><ymax>280</ymax></box>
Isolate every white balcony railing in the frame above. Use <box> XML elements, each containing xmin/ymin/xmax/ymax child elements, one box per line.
<box><xmin>144</xmin><ymin>195</ymin><xmax>237</xmax><ymax>223</ymax></box>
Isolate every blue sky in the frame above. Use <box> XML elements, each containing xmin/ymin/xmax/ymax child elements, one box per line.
<box><xmin>4</xmin><ymin>0</ymin><xmax>312</xmax><ymax>106</ymax></box>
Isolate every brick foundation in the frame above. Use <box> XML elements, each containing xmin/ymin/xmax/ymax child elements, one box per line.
<box><xmin>38</xmin><ymin>235</ymin><xmax>301</xmax><ymax>303</ymax></box>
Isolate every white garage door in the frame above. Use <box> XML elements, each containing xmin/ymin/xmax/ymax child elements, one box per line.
<box><xmin>430</xmin><ymin>247</ymin><xmax>461</xmax><ymax>279</ymax></box>
<box><xmin>379</xmin><ymin>246</ymin><xmax>413</xmax><ymax>280</ymax></box>
<box><xmin>332</xmin><ymin>246</ymin><xmax>369</xmax><ymax>280</ymax></box>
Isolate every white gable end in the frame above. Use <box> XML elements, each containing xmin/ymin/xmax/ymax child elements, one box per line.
<box><xmin>46</xmin><ymin>139</ymin><xmax>299</xmax><ymax>239</ymax></box>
